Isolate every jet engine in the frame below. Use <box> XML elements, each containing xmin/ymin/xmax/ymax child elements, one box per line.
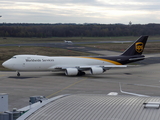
<box><xmin>65</xmin><ymin>68</ymin><xmax>78</xmax><ymax>76</ymax></box>
<box><xmin>90</xmin><ymin>67</ymin><xmax>104</xmax><ymax>74</ymax></box>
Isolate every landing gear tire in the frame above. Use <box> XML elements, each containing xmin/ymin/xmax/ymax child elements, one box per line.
<box><xmin>17</xmin><ymin>72</ymin><xmax>20</xmax><ymax>77</ymax></box>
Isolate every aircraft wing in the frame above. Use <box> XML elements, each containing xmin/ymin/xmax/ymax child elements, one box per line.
<box><xmin>49</xmin><ymin>65</ymin><xmax>127</xmax><ymax>75</ymax></box>
<box><xmin>78</xmin><ymin>65</ymin><xmax>127</xmax><ymax>70</ymax></box>
<box><xmin>49</xmin><ymin>65</ymin><xmax>127</xmax><ymax>71</ymax></box>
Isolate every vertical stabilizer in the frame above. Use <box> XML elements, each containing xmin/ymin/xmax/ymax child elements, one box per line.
<box><xmin>121</xmin><ymin>36</ymin><xmax>148</xmax><ymax>56</ymax></box>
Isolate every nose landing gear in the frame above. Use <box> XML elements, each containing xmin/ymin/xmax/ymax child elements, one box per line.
<box><xmin>17</xmin><ymin>72</ymin><xmax>20</xmax><ymax>77</ymax></box>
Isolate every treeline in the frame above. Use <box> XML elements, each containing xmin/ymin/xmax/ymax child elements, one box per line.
<box><xmin>0</xmin><ymin>23</ymin><xmax>160</xmax><ymax>37</ymax></box>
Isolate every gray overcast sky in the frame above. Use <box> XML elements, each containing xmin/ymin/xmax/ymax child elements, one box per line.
<box><xmin>0</xmin><ymin>0</ymin><xmax>160</xmax><ymax>24</ymax></box>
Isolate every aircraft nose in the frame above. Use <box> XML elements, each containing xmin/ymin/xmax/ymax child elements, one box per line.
<box><xmin>2</xmin><ymin>61</ymin><xmax>10</xmax><ymax>68</ymax></box>
<box><xmin>2</xmin><ymin>61</ymin><xmax>7</xmax><ymax>67</ymax></box>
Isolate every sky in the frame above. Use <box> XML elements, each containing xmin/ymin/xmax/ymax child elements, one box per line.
<box><xmin>0</xmin><ymin>0</ymin><xmax>160</xmax><ymax>24</ymax></box>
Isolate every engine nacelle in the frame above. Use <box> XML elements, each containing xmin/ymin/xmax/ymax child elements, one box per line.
<box><xmin>65</xmin><ymin>68</ymin><xmax>78</xmax><ymax>76</ymax></box>
<box><xmin>90</xmin><ymin>67</ymin><xmax>104</xmax><ymax>74</ymax></box>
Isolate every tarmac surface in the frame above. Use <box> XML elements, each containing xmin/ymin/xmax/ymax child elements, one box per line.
<box><xmin>0</xmin><ymin>58</ymin><xmax>160</xmax><ymax>110</ymax></box>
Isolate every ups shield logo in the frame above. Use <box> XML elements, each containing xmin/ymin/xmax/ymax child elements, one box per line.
<box><xmin>135</xmin><ymin>42</ymin><xmax>144</xmax><ymax>53</ymax></box>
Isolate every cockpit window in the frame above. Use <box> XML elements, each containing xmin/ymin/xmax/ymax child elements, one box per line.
<box><xmin>11</xmin><ymin>57</ymin><xmax>16</xmax><ymax>59</ymax></box>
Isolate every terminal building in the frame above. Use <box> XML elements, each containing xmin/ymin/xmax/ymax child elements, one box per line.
<box><xmin>1</xmin><ymin>94</ymin><xmax>160</xmax><ymax>120</ymax></box>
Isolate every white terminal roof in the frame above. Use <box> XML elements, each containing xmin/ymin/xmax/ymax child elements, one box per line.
<box><xmin>18</xmin><ymin>94</ymin><xmax>160</xmax><ymax>120</ymax></box>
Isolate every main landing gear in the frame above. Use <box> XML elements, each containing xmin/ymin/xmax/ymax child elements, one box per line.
<box><xmin>77</xmin><ymin>71</ymin><xmax>85</xmax><ymax>76</ymax></box>
<box><xmin>17</xmin><ymin>71</ymin><xmax>20</xmax><ymax>77</ymax></box>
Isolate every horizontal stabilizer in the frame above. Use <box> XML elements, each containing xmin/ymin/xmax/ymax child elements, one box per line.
<box><xmin>129</xmin><ymin>57</ymin><xmax>145</xmax><ymax>61</ymax></box>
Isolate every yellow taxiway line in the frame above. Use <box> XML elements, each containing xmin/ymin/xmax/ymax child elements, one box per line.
<box><xmin>47</xmin><ymin>77</ymin><xmax>87</xmax><ymax>98</ymax></box>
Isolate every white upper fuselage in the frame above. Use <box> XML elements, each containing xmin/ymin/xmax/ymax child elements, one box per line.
<box><xmin>2</xmin><ymin>55</ymin><xmax>116</xmax><ymax>71</ymax></box>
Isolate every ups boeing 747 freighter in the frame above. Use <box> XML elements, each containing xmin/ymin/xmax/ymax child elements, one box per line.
<box><xmin>2</xmin><ymin>36</ymin><xmax>148</xmax><ymax>76</ymax></box>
